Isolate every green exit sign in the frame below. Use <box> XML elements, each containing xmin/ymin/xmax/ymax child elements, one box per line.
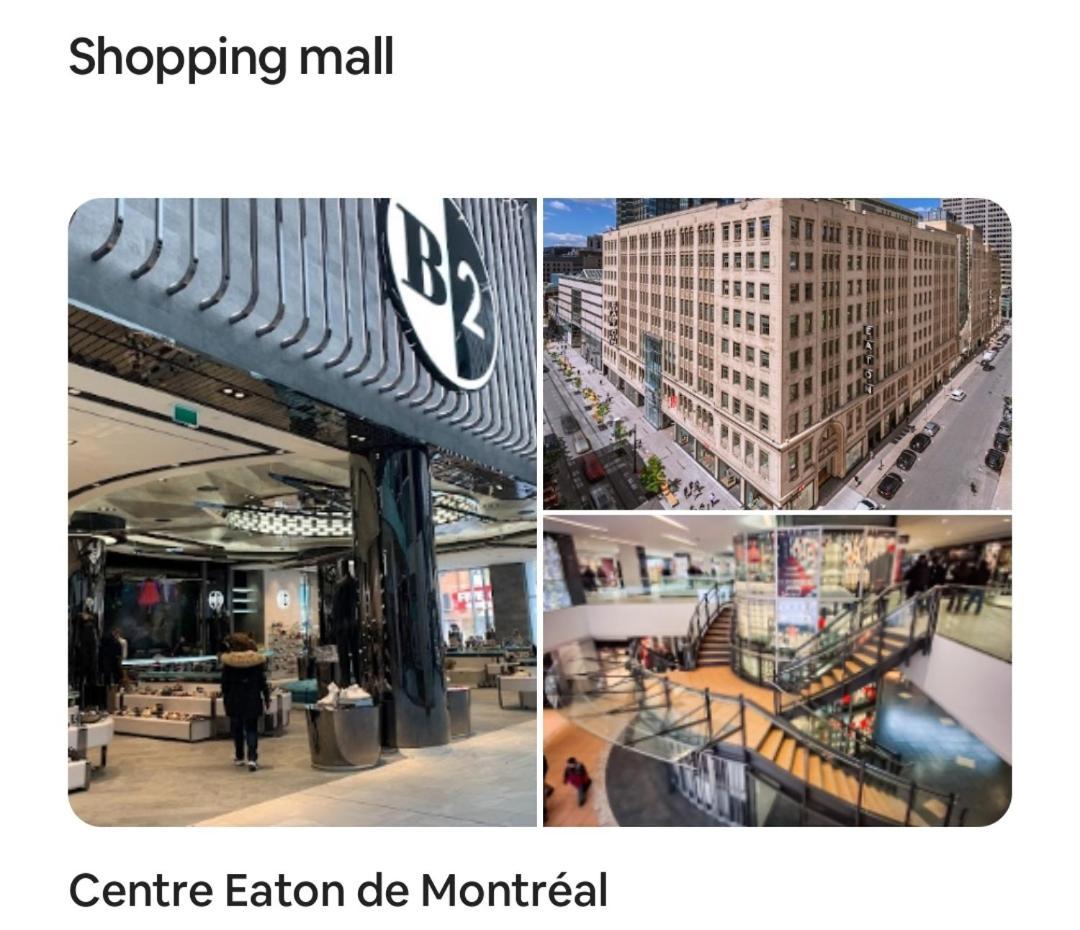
<box><xmin>173</xmin><ymin>405</ymin><xmax>199</xmax><ymax>428</ymax></box>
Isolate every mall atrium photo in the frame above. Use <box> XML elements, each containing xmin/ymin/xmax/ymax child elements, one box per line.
<box><xmin>543</xmin><ymin>513</ymin><xmax>1011</xmax><ymax>826</ymax></box>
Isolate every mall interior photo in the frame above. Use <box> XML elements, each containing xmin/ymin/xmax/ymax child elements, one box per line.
<box><xmin>67</xmin><ymin>197</ymin><xmax>539</xmax><ymax>827</ymax></box>
<box><xmin>543</xmin><ymin>513</ymin><xmax>1011</xmax><ymax>827</ymax></box>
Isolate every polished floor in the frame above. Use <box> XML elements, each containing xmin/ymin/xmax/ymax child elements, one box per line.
<box><xmin>874</xmin><ymin>676</ymin><xmax>1011</xmax><ymax>826</ymax></box>
<box><xmin>543</xmin><ymin>709</ymin><xmax>612</xmax><ymax>827</ymax></box>
<box><xmin>71</xmin><ymin>689</ymin><xmax>535</xmax><ymax>827</ymax></box>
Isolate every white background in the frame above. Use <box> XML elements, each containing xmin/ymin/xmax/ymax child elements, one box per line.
<box><xmin>1</xmin><ymin>0</ymin><xmax>1075</xmax><ymax>925</ymax></box>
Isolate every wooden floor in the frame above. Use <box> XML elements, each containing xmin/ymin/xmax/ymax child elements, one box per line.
<box><xmin>543</xmin><ymin>710</ymin><xmax>609</xmax><ymax>827</ymax></box>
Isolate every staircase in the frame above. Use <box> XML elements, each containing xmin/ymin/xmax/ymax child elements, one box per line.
<box><xmin>774</xmin><ymin>587</ymin><xmax>936</xmax><ymax>713</ymax></box>
<box><xmin>752</xmin><ymin>721</ymin><xmax>927</xmax><ymax>825</ymax></box>
<box><xmin>695</xmin><ymin>606</ymin><xmax>733</xmax><ymax>667</ymax></box>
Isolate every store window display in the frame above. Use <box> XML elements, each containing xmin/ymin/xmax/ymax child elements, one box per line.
<box><xmin>438</xmin><ymin>568</ymin><xmax>494</xmax><ymax>645</ymax></box>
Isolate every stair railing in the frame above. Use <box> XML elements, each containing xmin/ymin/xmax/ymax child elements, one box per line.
<box><xmin>683</xmin><ymin>583</ymin><xmax>730</xmax><ymax>670</ymax></box>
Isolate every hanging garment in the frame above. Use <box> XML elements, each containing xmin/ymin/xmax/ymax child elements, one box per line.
<box><xmin>137</xmin><ymin>578</ymin><xmax>161</xmax><ymax>608</ymax></box>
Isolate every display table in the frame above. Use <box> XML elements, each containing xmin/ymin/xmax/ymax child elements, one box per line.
<box><xmin>447</xmin><ymin>686</ymin><xmax>472</xmax><ymax>739</ymax></box>
<box><xmin>304</xmin><ymin>703</ymin><xmax>381</xmax><ymax>771</ymax></box>
<box><xmin>497</xmin><ymin>673</ymin><xmax>537</xmax><ymax>710</ymax></box>
<box><xmin>114</xmin><ymin>715</ymin><xmax>213</xmax><ymax>741</ymax></box>
<box><xmin>68</xmin><ymin>715</ymin><xmax>115</xmax><ymax>767</ymax></box>
<box><xmin>119</xmin><ymin>693</ymin><xmax>217</xmax><ymax>717</ymax></box>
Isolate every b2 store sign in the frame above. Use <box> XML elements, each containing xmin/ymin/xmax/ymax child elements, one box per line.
<box><xmin>378</xmin><ymin>198</ymin><xmax>498</xmax><ymax>391</ymax></box>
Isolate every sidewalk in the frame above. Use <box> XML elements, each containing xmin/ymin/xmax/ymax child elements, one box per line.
<box><xmin>547</xmin><ymin>343</ymin><xmax>740</xmax><ymax>510</ymax></box>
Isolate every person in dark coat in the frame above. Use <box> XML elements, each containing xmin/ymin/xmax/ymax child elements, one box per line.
<box><xmin>904</xmin><ymin>554</ymin><xmax>931</xmax><ymax>599</ymax></box>
<box><xmin>963</xmin><ymin>560</ymin><xmax>992</xmax><ymax>614</ymax></box>
<box><xmin>98</xmin><ymin>627</ymin><xmax>124</xmax><ymax>689</ymax></box>
<box><xmin>220</xmin><ymin>632</ymin><xmax>271</xmax><ymax>771</ymax></box>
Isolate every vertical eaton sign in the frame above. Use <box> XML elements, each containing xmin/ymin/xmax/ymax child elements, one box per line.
<box><xmin>863</xmin><ymin>324</ymin><xmax>875</xmax><ymax>395</ymax></box>
<box><xmin>378</xmin><ymin>199</ymin><xmax>498</xmax><ymax>391</ymax></box>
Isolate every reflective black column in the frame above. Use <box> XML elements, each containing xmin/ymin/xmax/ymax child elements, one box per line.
<box><xmin>349</xmin><ymin>445</ymin><xmax>449</xmax><ymax>748</ymax></box>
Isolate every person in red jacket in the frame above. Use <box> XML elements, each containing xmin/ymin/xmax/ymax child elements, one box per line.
<box><xmin>563</xmin><ymin>757</ymin><xmax>592</xmax><ymax>807</ymax></box>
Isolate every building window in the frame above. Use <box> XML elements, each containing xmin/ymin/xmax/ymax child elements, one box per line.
<box><xmin>760</xmin><ymin>313</ymin><xmax>770</xmax><ymax>334</ymax></box>
<box><xmin>760</xmin><ymin>350</ymin><xmax>770</xmax><ymax>369</ymax></box>
<box><xmin>789</xmin><ymin>217</ymin><xmax>800</xmax><ymax>239</ymax></box>
<box><xmin>789</xmin><ymin>251</ymin><xmax>799</xmax><ymax>271</ymax></box>
<box><xmin>761</xmin><ymin>283</ymin><xmax>770</xmax><ymax>302</ymax></box>
<box><xmin>761</xmin><ymin>251</ymin><xmax>770</xmax><ymax>270</ymax></box>
<box><xmin>761</xmin><ymin>217</ymin><xmax>771</xmax><ymax>238</ymax></box>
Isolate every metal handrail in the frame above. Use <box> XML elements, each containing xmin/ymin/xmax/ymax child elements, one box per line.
<box><xmin>556</xmin><ymin>652</ymin><xmax>954</xmax><ymax>825</ymax></box>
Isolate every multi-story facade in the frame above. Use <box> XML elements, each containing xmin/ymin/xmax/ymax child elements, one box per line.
<box><xmin>602</xmin><ymin>199</ymin><xmax>959</xmax><ymax>508</ymax></box>
<box><xmin>543</xmin><ymin>245</ymin><xmax>602</xmax><ymax>283</ymax></box>
<box><xmin>924</xmin><ymin>216</ymin><xmax>1001</xmax><ymax>357</ymax></box>
<box><xmin>555</xmin><ymin>270</ymin><xmax>604</xmax><ymax>368</ymax></box>
<box><xmin>940</xmin><ymin>198</ymin><xmax>1011</xmax><ymax>295</ymax></box>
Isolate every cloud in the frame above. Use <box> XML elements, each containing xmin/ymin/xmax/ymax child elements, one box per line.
<box><xmin>547</xmin><ymin>200</ymin><xmax>571</xmax><ymax>212</ymax></box>
<box><xmin>544</xmin><ymin>232</ymin><xmax>587</xmax><ymax>246</ymax></box>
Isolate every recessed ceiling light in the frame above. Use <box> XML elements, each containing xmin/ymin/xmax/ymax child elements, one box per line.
<box><xmin>662</xmin><ymin>533</ymin><xmax>697</xmax><ymax>546</ymax></box>
<box><xmin>221</xmin><ymin>386</ymin><xmax>235</xmax><ymax>396</ymax></box>
<box><xmin>350</xmin><ymin>434</ymin><xmax>365</xmax><ymax>442</ymax></box>
<box><xmin>545</xmin><ymin>517</ymin><xmax>603</xmax><ymax>531</ymax></box>
<box><xmin>232</xmin><ymin>390</ymin><xmax>247</xmax><ymax>399</ymax></box>
<box><xmin>653</xmin><ymin>515</ymin><xmax>689</xmax><ymax>531</ymax></box>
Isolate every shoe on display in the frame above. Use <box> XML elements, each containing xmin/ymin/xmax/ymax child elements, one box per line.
<box><xmin>248</xmin><ymin>761</ymin><xmax>258</xmax><ymax>772</ymax></box>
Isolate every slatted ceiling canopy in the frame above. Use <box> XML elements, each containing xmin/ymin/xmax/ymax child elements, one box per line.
<box><xmin>69</xmin><ymin>198</ymin><xmax>537</xmax><ymax>482</ymax></box>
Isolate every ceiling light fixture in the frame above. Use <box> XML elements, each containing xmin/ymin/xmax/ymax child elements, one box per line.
<box><xmin>544</xmin><ymin>517</ymin><xmax>603</xmax><ymax>531</ymax></box>
<box><xmin>589</xmin><ymin>534</ymin><xmax>639</xmax><ymax>546</ymax></box>
<box><xmin>653</xmin><ymin>515</ymin><xmax>689</xmax><ymax>531</ymax></box>
<box><xmin>662</xmin><ymin>533</ymin><xmax>697</xmax><ymax>547</ymax></box>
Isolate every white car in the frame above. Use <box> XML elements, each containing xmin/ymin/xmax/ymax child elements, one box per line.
<box><xmin>949</xmin><ymin>389</ymin><xmax>967</xmax><ymax>401</ymax></box>
<box><xmin>855</xmin><ymin>499</ymin><xmax>879</xmax><ymax>510</ymax></box>
<box><xmin>572</xmin><ymin>433</ymin><xmax>591</xmax><ymax>455</ymax></box>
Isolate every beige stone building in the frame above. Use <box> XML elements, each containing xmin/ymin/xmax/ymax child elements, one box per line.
<box><xmin>923</xmin><ymin>217</ymin><xmax>1001</xmax><ymax>359</ymax></box>
<box><xmin>601</xmin><ymin>198</ymin><xmax>960</xmax><ymax>508</ymax></box>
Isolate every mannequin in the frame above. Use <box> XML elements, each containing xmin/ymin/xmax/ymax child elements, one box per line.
<box><xmin>73</xmin><ymin>599</ymin><xmax>101</xmax><ymax>708</ymax></box>
<box><xmin>330</xmin><ymin>559</ymin><xmax>362</xmax><ymax>685</ymax></box>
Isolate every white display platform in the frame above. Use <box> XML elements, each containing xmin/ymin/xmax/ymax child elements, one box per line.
<box><xmin>497</xmin><ymin>673</ymin><xmax>538</xmax><ymax>709</ymax></box>
<box><xmin>68</xmin><ymin>759</ymin><xmax>90</xmax><ymax>792</ymax></box>
<box><xmin>113</xmin><ymin>715</ymin><xmax>213</xmax><ymax>741</ymax></box>
<box><xmin>119</xmin><ymin>693</ymin><xmax>217</xmax><ymax>717</ymax></box>
<box><xmin>68</xmin><ymin>716</ymin><xmax>115</xmax><ymax>752</ymax></box>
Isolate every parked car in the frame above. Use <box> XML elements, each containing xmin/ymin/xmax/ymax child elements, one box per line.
<box><xmin>855</xmin><ymin>498</ymin><xmax>879</xmax><ymax>510</ymax></box>
<box><xmin>985</xmin><ymin>449</ymin><xmax>1005</xmax><ymax>471</ymax></box>
<box><xmin>589</xmin><ymin>486</ymin><xmax>615</xmax><ymax>509</ymax></box>
<box><xmin>877</xmin><ymin>473</ymin><xmax>904</xmax><ymax>500</ymax></box>
<box><xmin>581</xmin><ymin>452</ymin><xmax>606</xmax><ymax>482</ymax></box>
<box><xmin>949</xmin><ymin>389</ymin><xmax>967</xmax><ymax>401</ymax></box>
<box><xmin>896</xmin><ymin>449</ymin><xmax>918</xmax><ymax>471</ymax></box>
<box><xmin>981</xmin><ymin>362</ymin><xmax>995</xmax><ymax>371</ymax></box>
<box><xmin>993</xmin><ymin>432</ymin><xmax>1011</xmax><ymax>452</ymax></box>
<box><xmin>922</xmin><ymin>421</ymin><xmax>941</xmax><ymax>437</ymax></box>
<box><xmin>572</xmin><ymin>433</ymin><xmax>591</xmax><ymax>455</ymax></box>
<box><xmin>909</xmin><ymin>433</ymin><xmax>931</xmax><ymax>453</ymax></box>
<box><xmin>997</xmin><ymin>421</ymin><xmax>1012</xmax><ymax>436</ymax></box>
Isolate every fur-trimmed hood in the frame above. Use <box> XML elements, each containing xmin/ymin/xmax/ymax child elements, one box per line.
<box><xmin>221</xmin><ymin>650</ymin><xmax>266</xmax><ymax>669</ymax></box>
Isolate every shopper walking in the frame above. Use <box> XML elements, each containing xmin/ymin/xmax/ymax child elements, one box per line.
<box><xmin>904</xmin><ymin>554</ymin><xmax>931</xmax><ymax>599</ymax></box>
<box><xmin>947</xmin><ymin>560</ymin><xmax>970</xmax><ymax>613</ymax></box>
<box><xmin>963</xmin><ymin>560</ymin><xmax>992</xmax><ymax>614</ymax></box>
<box><xmin>563</xmin><ymin>757</ymin><xmax>592</xmax><ymax>807</ymax></box>
<box><xmin>221</xmin><ymin>632</ymin><xmax>271</xmax><ymax>771</ymax></box>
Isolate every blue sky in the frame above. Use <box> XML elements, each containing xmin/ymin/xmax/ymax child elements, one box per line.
<box><xmin>543</xmin><ymin>197</ymin><xmax>944</xmax><ymax>246</ymax></box>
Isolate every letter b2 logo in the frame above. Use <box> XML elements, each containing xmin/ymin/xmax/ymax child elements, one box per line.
<box><xmin>378</xmin><ymin>198</ymin><xmax>498</xmax><ymax>391</ymax></box>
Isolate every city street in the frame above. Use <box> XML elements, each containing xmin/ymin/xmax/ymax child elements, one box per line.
<box><xmin>824</xmin><ymin>324</ymin><xmax>1012</xmax><ymax>510</ymax></box>
<box><xmin>543</xmin><ymin>342</ymin><xmax>740</xmax><ymax>510</ymax></box>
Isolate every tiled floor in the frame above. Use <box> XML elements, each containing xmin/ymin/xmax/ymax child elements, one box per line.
<box><xmin>874</xmin><ymin>677</ymin><xmax>1011</xmax><ymax>826</ymax></box>
<box><xmin>71</xmin><ymin>689</ymin><xmax>535</xmax><ymax>827</ymax></box>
